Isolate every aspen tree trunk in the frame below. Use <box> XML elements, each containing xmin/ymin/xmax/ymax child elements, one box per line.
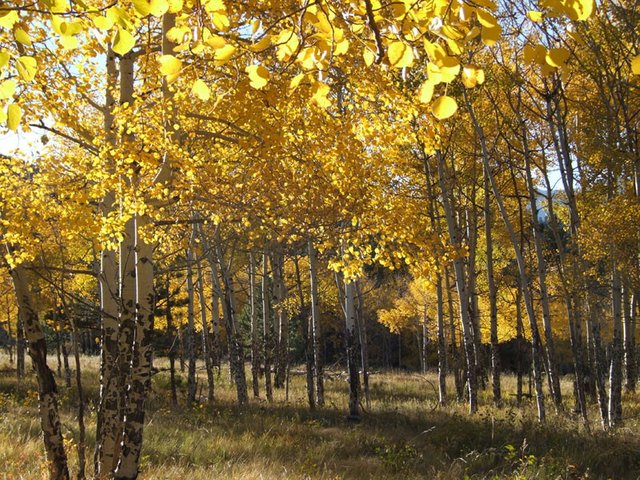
<box><xmin>356</xmin><ymin>282</ymin><xmax>370</xmax><ymax>409</ymax></box>
<box><xmin>565</xmin><ymin>124</ymin><xmax>606</xmax><ymax>429</ymax></box>
<box><xmin>6</xmin><ymin>303</ymin><xmax>14</xmax><ymax>365</ymax></box>
<box><xmin>95</xmin><ymin>42</ymin><xmax>122</xmax><ymax>478</ymax></box>
<box><xmin>113</xmin><ymin>75</ymin><xmax>138</xmax><ymax>480</ymax></box>
<box><xmin>522</xmin><ymin>130</ymin><xmax>562</xmax><ymax>410</ymax></box>
<box><xmin>58</xmin><ymin>282</ymin><xmax>86</xmax><ymax>480</ymax></box>
<box><xmin>16</xmin><ymin>313</ymin><xmax>24</xmax><ymax>379</ymax></box>
<box><xmin>540</xmin><ymin>155</ymin><xmax>589</xmax><ymax>425</ymax></box>
<box><xmin>465</xmin><ymin>197</ymin><xmax>483</xmax><ymax>391</ymax></box>
<box><xmin>419</xmin><ymin>146</ymin><xmax>447</xmax><ymax>405</ymax></box>
<box><xmin>115</xmin><ymin>11</ymin><xmax>176</xmax><ymax>474</ymax></box>
<box><xmin>71</xmin><ymin>326</ymin><xmax>86</xmax><ymax>479</ymax></box>
<box><xmin>569</xmin><ymin>302</ymin><xmax>589</xmax><ymax>428</ymax></box>
<box><xmin>545</xmin><ymin>89</ymin><xmax>605</xmax><ymax>424</ymax></box>
<box><xmin>467</xmin><ymin>100</ymin><xmax>545</xmax><ymax>422</ymax></box>
<box><xmin>56</xmin><ymin>311</ymin><xmax>71</xmax><ymax>388</ymax></box>
<box><xmin>213</xmin><ymin>242</ymin><xmax>248</xmax><ymax>406</ymax></box>
<box><xmin>609</xmin><ymin>264</ymin><xmax>623</xmax><ymax>426</ymax></box>
<box><xmin>204</xmin><ymin>233</ymin><xmax>221</xmax><ymax>373</ymax></box>
<box><xmin>344</xmin><ymin>277</ymin><xmax>361</xmax><ymax>419</ymax></box>
<box><xmin>484</xmin><ymin>169</ymin><xmax>500</xmax><ymax>405</ymax></box>
<box><xmin>436</xmin><ymin>272</ymin><xmax>447</xmax><ymax>406</ymax></box>
<box><xmin>436</xmin><ymin>150</ymin><xmax>478</xmax><ymax>413</ymax></box>
<box><xmin>587</xmin><ymin>290</ymin><xmax>609</xmax><ymax>429</ymax></box>
<box><xmin>249</xmin><ymin>253</ymin><xmax>260</xmax><ymax>398</ymax></box>
<box><xmin>624</xmin><ymin>287</ymin><xmax>636</xmax><ymax>392</ymax></box>
<box><xmin>262</xmin><ymin>248</ymin><xmax>273</xmax><ymax>402</ymax></box>
<box><xmin>179</xmin><ymin>330</ymin><xmax>185</xmax><ymax>372</ymax></box>
<box><xmin>293</xmin><ymin>255</ymin><xmax>314</xmax><ymax>409</ymax></box>
<box><xmin>109</xmin><ymin>49</ymin><xmax>139</xmax><ymax>477</ymax></box>
<box><xmin>196</xmin><ymin>247</ymin><xmax>214</xmax><ymax>403</ymax></box>
<box><xmin>308</xmin><ymin>240</ymin><xmax>324</xmax><ymax>407</ymax></box>
<box><xmin>516</xmin><ymin>286</ymin><xmax>523</xmax><ymax>407</ymax></box>
<box><xmin>186</xmin><ymin>242</ymin><xmax>197</xmax><ymax>406</ymax></box>
<box><xmin>445</xmin><ymin>267</ymin><xmax>463</xmax><ymax>402</ymax></box>
<box><xmin>165</xmin><ymin>275</ymin><xmax>178</xmax><ymax>407</ymax></box>
<box><xmin>11</xmin><ymin>264</ymin><xmax>69</xmax><ymax>480</ymax></box>
<box><xmin>114</xmin><ymin>213</ymin><xmax>156</xmax><ymax>479</ymax></box>
<box><xmin>61</xmin><ymin>335</ymin><xmax>71</xmax><ymax>388</ymax></box>
<box><xmin>272</xmin><ymin>248</ymin><xmax>289</xmax><ymax>389</ymax></box>
<box><xmin>55</xmin><ymin>328</ymin><xmax>62</xmax><ymax>377</ymax></box>
<box><xmin>421</xmin><ymin>310</ymin><xmax>427</xmax><ymax>374</ymax></box>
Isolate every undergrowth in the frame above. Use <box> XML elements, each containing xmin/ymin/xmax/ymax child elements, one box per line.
<box><xmin>1</xmin><ymin>355</ymin><xmax>639</xmax><ymax>479</ymax></box>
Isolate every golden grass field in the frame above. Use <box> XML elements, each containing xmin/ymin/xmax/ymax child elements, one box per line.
<box><xmin>2</xmin><ymin>354</ymin><xmax>640</xmax><ymax>479</ymax></box>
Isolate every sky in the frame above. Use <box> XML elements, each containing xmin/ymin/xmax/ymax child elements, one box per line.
<box><xmin>0</xmin><ymin>129</ymin><xmax>45</xmax><ymax>159</ymax></box>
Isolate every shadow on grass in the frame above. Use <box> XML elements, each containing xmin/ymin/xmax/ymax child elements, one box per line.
<box><xmin>2</xmin><ymin>364</ymin><xmax>640</xmax><ymax>479</ymax></box>
<box><xmin>140</xmin><ymin>387</ymin><xmax>640</xmax><ymax>479</ymax></box>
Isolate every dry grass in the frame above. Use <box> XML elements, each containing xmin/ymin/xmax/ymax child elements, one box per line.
<box><xmin>1</xmin><ymin>353</ymin><xmax>640</xmax><ymax>479</ymax></box>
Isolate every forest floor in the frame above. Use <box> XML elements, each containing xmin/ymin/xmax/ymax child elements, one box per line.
<box><xmin>1</xmin><ymin>354</ymin><xmax>640</xmax><ymax>479</ymax></box>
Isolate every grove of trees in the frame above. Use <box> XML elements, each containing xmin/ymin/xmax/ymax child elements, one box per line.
<box><xmin>0</xmin><ymin>0</ymin><xmax>639</xmax><ymax>478</ymax></box>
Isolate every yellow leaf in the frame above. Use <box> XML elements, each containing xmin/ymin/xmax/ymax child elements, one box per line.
<box><xmin>16</xmin><ymin>56</ymin><xmax>37</xmax><ymax>82</ymax></box>
<box><xmin>545</xmin><ymin>47</ymin><xmax>570</xmax><ymax>68</ymax></box>
<box><xmin>112</xmin><ymin>28</ymin><xmax>135</xmax><ymax>56</ymax></box>
<box><xmin>191</xmin><ymin>79</ymin><xmax>211</xmax><ymax>100</ymax></box>
<box><xmin>630</xmin><ymin>55</ymin><xmax>640</xmax><ymax>75</ymax></box>
<box><xmin>418</xmin><ymin>80</ymin><xmax>434</xmax><ymax>103</ymax></box>
<box><xmin>0</xmin><ymin>51</ymin><xmax>9</xmax><ymax>69</ymax></box>
<box><xmin>0</xmin><ymin>11</ymin><xmax>19</xmax><ymax>29</ymax></box>
<box><xmin>248</xmin><ymin>35</ymin><xmax>272</xmax><ymax>52</ymax></box>
<box><xmin>204</xmin><ymin>30</ymin><xmax>226</xmax><ymax>49</ymax></box>
<box><xmin>431</xmin><ymin>95</ymin><xmax>457</xmax><ymax>120</ymax></box>
<box><xmin>158</xmin><ymin>54</ymin><xmax>182</xmax><ymax>76</ymax></box>
<box><xmin>167</xmin><ymin>0</ymin><xmax>183</xmax><ymax>13</ymax></box>
<box><xmin>212</xmin><ymin>12</ymin><xmax>230</xmax><ymax>31</ymax></box>
<box><xmin>481</xmin><ymin>25</ymin><xmax>501</xmax><ymax>46</ymax></box>
<box><xmin>60</xmin><ymin>35</ymin><xmax>79</xmax><ymax>50</ymax></box>
<box><xmin>51</xmin><ymin>16</ymin><xmax>64</xmax><ymax>35</ymax></box>
<box><xmin>424</xmin><ymin>40</ymin><xmax>447</xmax><ymax>63</ymax></box>
<box><xmin>213</xmin><ymin>43</ymin><xmax>235</xmax><ymax>65</ymax></box>
<box><xmin>446</xmin><ymin>38</ymin><xmax>462</xmax><ymax>55</ymax></box>
<box><xmin>133</xmin><ymin>0</ymin><xmax>151</xmax><ymax>16</ymax></box>
<box><xmin>427</xmin><ymin>62</ymin><xmax>443</xmax><ymax>84</ymax></box>
<box><xmin>149</xmin><ymin>0</ymin><xmax>169</xmax><ymax>16</ymax></box>
<box><xmin>439</xmin><ymin>56</ymin><xmax>460</xmax><ymax>82</ymax></box>
<box><xmin>275</xmin><ymin>29</ymin><xmax>299</xmax><ymax>62</ymax></box>
<box><xmin>476</xmin><ymin>9</ymin><xmax>497</xmax><ymax>28</ymax></box>
<box><xmin>246</xmin><ymin>64</ymin><xmax>270</xmax><ymax>89</ymax></box>
<box><xmin>133</xmin><ymin>0</ymin><xmax>169</xmax><ymax>16</ymax></box>
<box><xmin>527</xmin><ymin>10</ymin><xmax>544</xmax><ymax>22</ymax></box>
<box><xmin>566</xmin><ymin>0</ymin><xmax>594</xmax><ymax>21</ymax></box>
<box><xmin>388</xmin><ymin>41</ymin><xmax>414</xmax><ymax>68</ymax></box>
<box><xmin>0</xmin><ymin>80</ymin><xmax>16</xmax><ymax>100</ymax></box>
<box><xmin>289</xmin><ymin>73</ymin><xmax>305</xmax><ymax>91</ymax></box>
<box><xmin>7</xmin><ymin>103</ymin><xmax>21</xmax><ymax>131</ymax></box>
<box><xmin>524</xmin><ymin>43</ymin><xmax>546</xmax><ymax>64</ymax></box>
<box><xmin>461</xmin><ymin>65</ymin><xmax>485</xmax><ymax>88</ymax></box>
<box><xmin>107</xmin><ymin>6</ymin><xmax>134</xmax><ymax>31</ymax></box>
<box><xmin>93</xmin><ymin>16</ymin><xmax>114</xmax><ymax>30</ymax></box>
<box><xmin>465</xmin><ymin>26</ymin><xmax>481</xmax><ymax>42</ymax></box>
<box><xmin>363</xmin><ymin>48</ymin><xmax>375</xmax><ymax>67</ymax></box>
<box><xmin>541</xmin><ymin>62</ymin><xmax>556</xmax><ymax>76</ymax></box>
<box><xmin>310</xmin><ymin>82</ymin><xmax>331</xmax><ymax>109</ymax></box>
<box><xmin>167</xmin><ymin>25</ymin><xmax>188</xmax><ymax>44</ymax></box>
<box><xmin>60</xmin><ymin>21</ymin><xmax>82</xmax><ymax>36</ymax></box>
<box><xmin>441</xmin><ymin>25</ymin><xmax>464</xmax><ymax>40</ymax></box>
<box><xmin>14</xmin><ymin>28</ymin><xmax>32</xmax><ymax>46</ymax></box>
<box><xmin>334</xmin><ymin>37</ymin><xmax>349</xmax><ymax>56</ymax></box>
